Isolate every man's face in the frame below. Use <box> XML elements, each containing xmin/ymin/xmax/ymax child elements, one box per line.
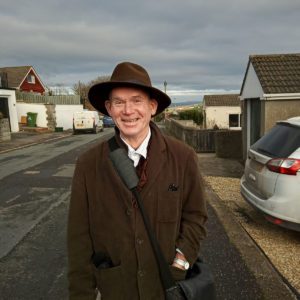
<box><xmin>105</xmin><ymin>87</ymin><xmax>158</xmax><ymax>145</ymax></box>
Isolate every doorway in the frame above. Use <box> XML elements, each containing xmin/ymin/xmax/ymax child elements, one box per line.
<box><xmin>250</xmin><ymin>98</ymin><xmax>261</xmax><ymax>145</ymax></box>
<box><xmin>0</xmin><ymin>97</ymin><xmax>11</xmax><ymax>130</ymax></box>
<box><xmin>0</xmin><ymin>97</ymin><xmax>9</xmax><ymax>117</ymax></box>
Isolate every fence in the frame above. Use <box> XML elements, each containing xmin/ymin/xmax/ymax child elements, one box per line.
<box><xmin>16</xmin><ymin>91</ymin><xmax>81</xmax><ymax>105</ymax></box>
<box><xmin>165</xmin><ymin>118</ymin><xmax>243</xmax><ymax>158</ymax></box>
<box><xmin>165</xmin><ymin>118</ymin><xmax>216</xmax><ymax>152</ymax></box>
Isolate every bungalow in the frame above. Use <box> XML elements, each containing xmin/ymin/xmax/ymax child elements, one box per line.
<box><xmin>203</xmin><ymin>94</ymin><xmax>241</xmax><ymax>129</ymax></box>
<box><xmin>240</xmin><ymin>53</ymin><xmax>300</xmax><ymax>158</ymax></box>
<box><xmin>0</xmin><ymin>66</ymin><xmax>46</xmax><ymax>94</ymax></box>
<box><xmin>0</xmin><ymin>65</ymin><xmax>48</xmax><ymax>133</ymax></box>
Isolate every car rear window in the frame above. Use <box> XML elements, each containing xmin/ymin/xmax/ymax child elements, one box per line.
<box><xmin>251</xmin><ymin>123</ymin><xmax>300</xmax><ymax>158</ymax></box>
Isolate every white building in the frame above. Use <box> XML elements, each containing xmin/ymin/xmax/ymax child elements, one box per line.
<box><xmin>203</xmin><ymin>94</ymin><xmax>241</xmax><ymax>130</ymax></box>
<box><xmin>0</xmin><ymin>88</ymin><xmax>19</xmax><ymax>132</ymax></box>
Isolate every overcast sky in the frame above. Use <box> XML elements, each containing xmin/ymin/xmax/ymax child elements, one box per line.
<box><xmin>1</xmin><ymin>0</ymin><xmax>299</xmax><ymax>102</ymax></box>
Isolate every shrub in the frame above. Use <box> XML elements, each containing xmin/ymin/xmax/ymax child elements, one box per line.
<box><xmin>153</xmin><ymin>112</ymin><xmax>165</xmax><ymax>122</ymax></box>
<box><xmin>178</xmin><ymin>108</ymin><xmax>203</xmax><ymax>125</ymax></box>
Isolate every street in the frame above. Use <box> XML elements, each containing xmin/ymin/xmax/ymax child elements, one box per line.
<box><xmin>0</xmin><ymin>131</ymin><xmax>116</xmax><ymax>299</ymax></box>
<box><xmin>0</xmin><ymin>129</ymin><xmax>297</xmax><ymax>299</ymax></box>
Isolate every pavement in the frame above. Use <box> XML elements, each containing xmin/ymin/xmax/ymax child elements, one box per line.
<box><xmin>0</xmin><ymin>129</ymin><xmax>298</xmax><ymax>299</ymax></box>
<box><xmin>0</xmin><ymin>129</ymin><xmax>73</xmax><ymax>154</ymax></box>
<box><xmin>198</xmin><ymin>153</ymin><xmax>298</xmax><ymax>299</ymax></box>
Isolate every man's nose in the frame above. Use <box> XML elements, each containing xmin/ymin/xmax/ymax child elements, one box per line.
<box><xmin>123</xmin><ymin>101</ymin><xmax>134</xmax><ymax>114</ymax></box>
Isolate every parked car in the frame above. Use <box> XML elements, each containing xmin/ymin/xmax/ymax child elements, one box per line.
<box><xmin>73</xmin><ymin>111</ymin><xmax>103</xmax><ymax>134</ymax></box>
<box><xmin>103</xmin><ymin>115</ymin><xmax>115</xmax><ymax>127</ymax></box>
<box><xmin>240</xmin><ymin>117</ymin><xmax>300</xmax><ymax>231</ymax></box>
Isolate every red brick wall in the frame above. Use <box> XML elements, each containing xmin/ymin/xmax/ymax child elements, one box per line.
<box><xmin>20</xmin><ymin>70</ymin><xmax>45</xmax><ymax>94</ymax></box>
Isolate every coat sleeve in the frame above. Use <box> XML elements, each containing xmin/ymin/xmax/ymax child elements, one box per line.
<box><xmin>176</xmin><ymin>150</ymin><xmax>207</xmax><ymax>265</ymax></box>
<box><xmin>67</xmin><ymin>157</ymin><xmax>96</xmax><ymax>300</ymax></box>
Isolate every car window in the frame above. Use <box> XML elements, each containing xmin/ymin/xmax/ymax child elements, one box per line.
<box><xmin>251</xmin><ymin>123</ymin><xmax>300</xmax><ymax>158</ymax></box>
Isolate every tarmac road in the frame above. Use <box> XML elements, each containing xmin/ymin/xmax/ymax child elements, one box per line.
<box><xmin>0</xmin><ymin>127</ymin><xmax>298</xmax><ymax>299</ymax></box>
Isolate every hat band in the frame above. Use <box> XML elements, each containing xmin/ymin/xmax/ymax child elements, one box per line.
<box><xmin>111</xmin><ymin>79</ymin><xmax>151</xmax><ymax>87</ymax></box>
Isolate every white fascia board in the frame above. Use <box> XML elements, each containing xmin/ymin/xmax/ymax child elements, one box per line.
<box><xmin>18</xmin><ymin>67</ymin><xmax>32</xmax><ymax>88</ymax></box>
<box><xmin>19</xmin><ymin>67</ymin><xmax>47</xmax><ymax>91</ymax></box>
<box><xmin>263</xmin><ymin>93</ymin><xmax>300</xmax><ymax>100</ymax></box>
<box><xmin>240</xmin><ymin>63</ymin><xmax>264</xmax><ymax>100</ymax></box>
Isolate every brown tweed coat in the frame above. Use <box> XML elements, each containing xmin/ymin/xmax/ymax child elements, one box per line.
<box><xmin>67</xmin><ymin>122</ymin><xmax>207</xmax><ymax>300</ymax></box>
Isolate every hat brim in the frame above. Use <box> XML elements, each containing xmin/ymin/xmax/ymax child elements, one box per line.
<box><xmin>88</xmin><ymin>81</ymin><xmax>171</xmax><ymax>116</ymax></box>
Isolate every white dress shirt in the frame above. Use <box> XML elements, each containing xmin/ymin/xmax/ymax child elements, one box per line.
<box><xmin>120</xmin><ymin>128</ymin><xmax>151</xmax><ymax>167</ymax></box>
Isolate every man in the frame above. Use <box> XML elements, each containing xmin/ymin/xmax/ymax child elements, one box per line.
<box><xmin>68</xmin><ymin>62</ymin><xmax>207</xmax><ymax>300</ymax></box>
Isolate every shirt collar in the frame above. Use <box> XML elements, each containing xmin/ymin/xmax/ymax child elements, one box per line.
<box><xmin>121</xmin><ymin>128</ymin><xmax>151</xmax><ymax>160</ymax></box>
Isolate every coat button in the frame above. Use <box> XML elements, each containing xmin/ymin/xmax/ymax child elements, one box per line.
<box><xmin>138</xmin><ymin>270</ymin><xmax>145</xmax><ymax>277</ymax></box>
<box><xmin>136</xmin><ymin>238</ymin><xmax>144</xmax><ymax>245</ymax></box>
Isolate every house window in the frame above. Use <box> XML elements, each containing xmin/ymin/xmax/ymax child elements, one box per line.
<box><xmin>229</xmin><ymin>114</ymin><xmax>240</xmax><ymax>127</ymax></box>
<box><xmin>27</xmin><ymin>74</ymin><xmax>35</xmax><ymax>84</ymax></box>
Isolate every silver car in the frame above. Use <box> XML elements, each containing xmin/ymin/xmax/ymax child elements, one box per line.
<box><xmin>240</xmin><ymin>117</ymin><xmax>300</xmax><ymax>231</ymax></box>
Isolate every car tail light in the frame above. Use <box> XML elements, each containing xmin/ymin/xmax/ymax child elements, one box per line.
<box><xmin>267</xmin><ymin>158</ymin><xmax>300</xmax><ymax>175</ymax></box>
<box><xmin>265</xmin><ymin>215</ymin><xmax>283</xmax><ymax>225</ymax></box>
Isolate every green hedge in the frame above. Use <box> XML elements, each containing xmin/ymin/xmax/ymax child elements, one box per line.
<box><xmin>178</xmin><ymin>108</ymin><xmax>203</xmax><ymax>125</ymax></box>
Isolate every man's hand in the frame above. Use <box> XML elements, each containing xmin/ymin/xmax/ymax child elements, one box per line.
<box><xmin>172</xmin><ymin>252</ymin><xmax>188</xmax><ymax>270</ymax></box>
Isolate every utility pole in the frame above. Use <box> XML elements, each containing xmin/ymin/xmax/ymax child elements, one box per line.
<box><xmin>163</xmin><ymin>80</ymin><xmax>167</xmax><ymax>94</ymax></box>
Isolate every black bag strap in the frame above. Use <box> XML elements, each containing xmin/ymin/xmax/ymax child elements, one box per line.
<box><xmin>108</xmin><ymin>137</ymin><xmax>177</xmax><ymax>291</ymax></box>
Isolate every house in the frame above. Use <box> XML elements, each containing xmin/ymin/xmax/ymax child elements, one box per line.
<box><xmin>0</xmin><ymin>88</ymin><xmax>19</xmax><ymax>133</ymax></box>
<box><xmin>240</xmin><ymin>53</ymin><xmax>300</xmax><ymax>158</ymax></box>
<box><xmin>0</xmin><ymin>66</ymin><xmax>46</xmax><ymax>94</ymax></box>
<box><xmin>0</xmin><ymin>65</ymin><xmax>47</xmax><ymax>134</ymax></box>
<box><xmin>203</xmin><ymin>94</ymin><xmax>241</xmax><ymax>129</ymax></box>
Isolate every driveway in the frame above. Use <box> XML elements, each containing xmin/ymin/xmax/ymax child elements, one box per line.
<box><xmin>198</xmin><ymin>153</ymin><xmax>300</xmax><ymax>297</ymax></box>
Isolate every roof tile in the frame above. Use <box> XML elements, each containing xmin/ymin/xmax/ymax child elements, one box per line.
<box><xmin>0</xmin><ymin>66</ymin><xmax>32</xmax><ymax>88</ymax></box>
<box><xmin>203</xmin><ymin>94</ymin><xmax>240</xmax><ymax>106</ymax></box>
<box><xmin>250</xmin><ymin>54</ymin><xmax>300</xmax><ymax>94</ymax></box>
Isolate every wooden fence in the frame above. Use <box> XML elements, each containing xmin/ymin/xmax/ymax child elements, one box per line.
<box><xmin>16</xmin><ymin>91</ymin><xmax>81</xmax><ymax>105</ymax></box>
<box><xmin>165</xmin><ymin>118</ymin><xmax>216</xmax><ymax>152</ymax></box>
<box><xmin>164</xmin><ymin>118</ymin><xmax>243</xmax><ymax>158</ymax></box>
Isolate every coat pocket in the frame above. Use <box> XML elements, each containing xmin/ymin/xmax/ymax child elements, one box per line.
<box><xmin>169</xmin><ymin>265</ymin><xmax>187</xmax><ymax>281</ymax></box>
<box><xmin>157</xmin><ymin>192</ymin><xmax>181</xmax><ymax>222</ymax></box>
<box><xmin>93</xmin><ymin>265</ymin><xmax>124</xmax><ymax>299</ymax></box>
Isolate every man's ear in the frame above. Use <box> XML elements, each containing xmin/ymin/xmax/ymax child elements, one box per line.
<box><xmin>105</xmin><ymin>100</ymin><xmax>112</xmax><ymax>116</ymax></box>
<box><xmin>150</xmin><ymin>99</ymin><xmax>158</xmax><ymax>116</ymax></box>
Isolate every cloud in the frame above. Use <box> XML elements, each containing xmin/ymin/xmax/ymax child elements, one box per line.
<box><xmin>0</xmin><ymin>0</ymin><xmax>299</xmax><ymax>101</ymax></box>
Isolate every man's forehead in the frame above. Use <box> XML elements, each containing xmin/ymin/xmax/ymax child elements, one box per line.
<box><xmin>110</xmin><ymin>86</ymin><xmax>150</xmax><ymax>99</ymax></box>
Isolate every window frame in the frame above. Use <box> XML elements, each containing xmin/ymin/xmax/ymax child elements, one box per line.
<box><xmin>229</xmin><ymin>113</ymin><xmax>240</xmax><ymax>128</ymax></box>
<box><xmin>27</xmin><ymin>74</ymin><xmax>36</xmax><ymax>84</ymax></box>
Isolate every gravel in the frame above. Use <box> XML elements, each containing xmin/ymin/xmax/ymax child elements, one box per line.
<box><xmin>204</xmin><ymin>175</ymin><xmax>300</xmax><ymax>294</ymax></box>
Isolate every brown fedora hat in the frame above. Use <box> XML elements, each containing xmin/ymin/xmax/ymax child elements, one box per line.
<box><xmin>88</xmin><ymin>62</ymin><xmax>171</xmax><ymax>116</ymax></box>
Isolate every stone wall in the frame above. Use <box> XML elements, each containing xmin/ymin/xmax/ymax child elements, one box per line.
<box><xmin>215</xmin><ymin>130</ymin><xmax>243</xmax><ymax>159</ymax></box>
<box><xmin>45</xmin><ymin>104</ymin><xmax>57</xmax><ymax>131</ymax></box>
<box><xmin>0</xmin><ymin>118</ymin><xmax>11</xmax><ymax>141</ymax></box>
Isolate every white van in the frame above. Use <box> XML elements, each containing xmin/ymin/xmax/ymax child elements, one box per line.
<box><xmin>73</xmin><ymin>111</ymin><xmax>103</xmax><ymax>134</ymax></box>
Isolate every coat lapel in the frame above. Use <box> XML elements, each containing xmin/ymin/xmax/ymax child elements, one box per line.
<box><xmin>140</xmin><ymin>122</ymin><xmax>167</xmax><ymax>196</ymax></box>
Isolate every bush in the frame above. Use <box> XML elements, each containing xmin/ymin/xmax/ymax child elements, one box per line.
<box><xmin>178</xmin><ymin>108</ymin><xmax>203</xmax><ymax>125</ymax></box>
<box><xmin>153</xmin><ymin>112</ymin><xmax>165</xmax><ymax>122</ymax></box>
